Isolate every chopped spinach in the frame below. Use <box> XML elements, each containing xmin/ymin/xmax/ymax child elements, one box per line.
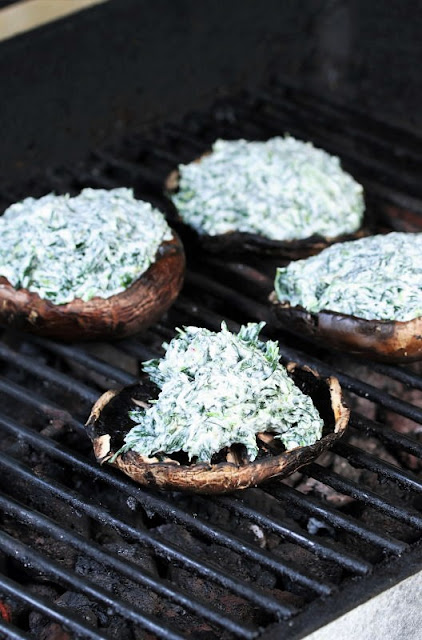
<box><xmin>0</xmin><ymin>188</ymin><xmax>172</xmax><ymax>305</ymax></box>
<box><xmin>120</xmin><ymin>322</ymin><xmax>323</xmax><ymax>462</ymax></box>
<box><xmin>171</xmin><ymin>137</ymin><xmax>364</xmax><ymax>241</ymax></box>
<box><xmin>275</xmin><ymin>232</ymin><xmax>422</xmax><ymax>321</ymax></box>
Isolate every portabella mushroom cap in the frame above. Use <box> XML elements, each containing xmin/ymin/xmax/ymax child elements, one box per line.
<box><xmin>0</xmin><ymin>233</ymin><xmax>185</xmax><ymax>341</ymax></box>
<box><xmin>85</xmin><ymin>364</ymin><xmax>349</xmax><ymax>494</ymax></box>
<box><xmin>270</xmin><ymin>293</ymin><xmax>422</xmax><ymax>362</ymax></box>
<box><xmin>165</xmin><ymin>158</ymin><xmax>366</xmax><ymax>259</ymax></box>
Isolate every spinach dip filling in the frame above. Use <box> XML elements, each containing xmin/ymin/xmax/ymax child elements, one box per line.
<box><xmin>0</xmin><ymin>188</ymin><xmax>172</xmax><ymax>305</ymax></box>
<box><xmin>170</xmin><ymin>136</ymin><xmax>364</xmax><ymax>240</ymax></box>
<box><xmin>275</xmin><ymin>232</ymin><xmax>422</xmax><ymax>322</ymax></box>
<box><xmin>120</xmin><ymin>322</ymin><xmax>323</xmax><ymax>463</ymax></box>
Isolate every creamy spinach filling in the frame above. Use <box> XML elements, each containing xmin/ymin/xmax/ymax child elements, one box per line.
<box><xmin>275</xmin><ymin>232</ymin><xmax>422</xmax><ymax>322</ymax></box>
<box><xmin>0</xmin><ymin>188</ymin><xmax>172</xmax><ymax>305</ymax></box>
<box><xmin>170</xmin><ymin>136</ymin><xmax>364</xmax><ymax>241</ymax></box>
<box><xmin>120</xmin><ymin>322</ymin><xmax>323</xmax><ymax>463</ymax></box>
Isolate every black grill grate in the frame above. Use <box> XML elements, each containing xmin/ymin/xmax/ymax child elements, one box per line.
<box><xmin>0</xmin><ymin>84</ymin><xmax>421</xmax><ymax>639</ymax></box>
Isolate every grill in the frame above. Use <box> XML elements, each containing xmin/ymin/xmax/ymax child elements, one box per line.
<box><xmin>0</xmin><ymin>78</ymin><xmax>421</xmax><ymax>639</ymax></box>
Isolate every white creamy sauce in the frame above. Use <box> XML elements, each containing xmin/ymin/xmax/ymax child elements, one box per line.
<box><xmin>121</xmin><ymin>323</ymin><xmax>323</xmax><ymax>463</ymax></box>
<box><xmin>275</xmin><ymin>232</ymin><xmax>422</xmax><ymax>321</ymax></box>
<box><xmin>171</xmin><ymin>136</ymin><xmax>364</xmax><ymax>241</ymax></box>
<box><xmin>0</xmin><ymin>187</ymin><xmax>172</xmax><ymax>304</ymax></box>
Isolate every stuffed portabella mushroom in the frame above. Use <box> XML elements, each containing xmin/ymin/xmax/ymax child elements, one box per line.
<box><xmin>271</xmin><ymin>232</ymin><xmax>422</xmax><ymax>362</ymax></box>
<box><xmin>0</xmin><ymin>188</ymin><xmax>185</xmax><ymax>340</ymax></box>
<box><xmin>166</xmin><ymin>136</ymin><xmax>365</xmax><ymax>258</ymax></box>
<box><xmin>86</xmin><ymin>322</ymin><xmax>349</xmax><ymax>493</ymax></box>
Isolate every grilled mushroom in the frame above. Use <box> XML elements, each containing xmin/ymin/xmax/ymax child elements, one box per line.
<box><xmin>85</xmin><ymin>365</ymin><xmax>349</xmax><ymax>494</ymax></box>
<box><xmin>270</xmin><ymin>293</ymin><xmax>422</xmax><ymax>362</ymax></box>
<box><xmin>0</xmin><ymin>188</ymin><xmax>185</xmax><ymax>341</ymax></box>
<box><xmin>270</xmin><ymin>231</ymin><xmax>422</xmax><ymax>362</ymax></box>
<box><xmin>165</xmin><ymin>138</ymin><xmax>366</xmax><ymax>259</ymax></box>
<box><xmin>165</xmin><ymin>190</ymin><xmax>361</xmax><ymax>260</ymax></box>
<box><xmin>0</xmin><ymin>234</ymin><xmax>185</xmax><ymax>341</ymax></box>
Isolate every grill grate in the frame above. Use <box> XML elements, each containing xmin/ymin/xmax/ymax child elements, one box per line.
<box><xmin>0</xmin><ymin>84</ymin><xmax>421</xmax><ymax>639</ymax></box>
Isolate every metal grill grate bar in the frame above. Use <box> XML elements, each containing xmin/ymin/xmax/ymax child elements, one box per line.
<box><xmin>117</xmin><ymin>339</ymin><xmax>159</xmax><ymax>361</ymax></box>
<box><xmin>212</xmin><ymin>496</ymin><xmax>371</xmax><ymax>575</ymax></box>
<box><xmin>332</xmin><ymin>442</ymin><xmax>422</xmax><ymax>495</ymax></box>
<box><xmin>0</xmin><ymin>376</ymin><xmax>84</xmax><ymax>434</ymax></box>
<box><xmin>0</xmin><ymin>620</ymin><xmax>31</xmax><ymax>640</ymax></box>
<box><xmin>93</xmin><ymin>150</ymin><xmax>165</xmax><ymax>190</ymax></box>
<box><xmin>0</xmin><ymin>373</ymin><xmax>414</xmax><ymax>557</ymax></box>
<box><xmin>363</xmin><ymin>362</ymin><xmax>422</xmax><ymax>391</ymax></box>
<box><xmin>2</xmin><ymin>363</ymin><xmax>419</xmax><ymax>545</ymax></box>
<box><xmin>271</xmin><ymin>81</ymin><xmax>422</xmax><ymax>146</ymax></box>
<box><xmin>306</xmin><ymin>463</ymin><xmax>422</xmax><ymax>530</ymax></box>
<box><xmin>28</xmin><ymin>337</ymin><xmax>138</xmax><ymax>386</ymax></box>
<box><xmin>162</xmin><ymin>124</ymin><xmax>206</xmax><ymax>152</ymax></box>
<box><xmin>184</xmin><ymin>271</ymin><xmax>273</xmax><ymax>323</ymax></box>
<box><xmin>0</xmin><ymin>531</ymin><xmax>185</xmax><ymax>640</ymax></box>
<box><xmin>0</xmin><ymin>376</ymin><xmax>382</xmax><ymax>577</ymax></box>
<box><xmin>0</xmin><ymin>342</ymin><xmax>98</xmax><ymax>404</ymax></box>
<box><xmin>0</xmin><ymin>575</ymin><xmax>109</xmax><ymax>640</ymax></box>
<box><xmin>272</xmin><ymin>344</ymin><xmax>422</xmax><ymax>425</ymax></box>
<box><xmin>349</xmin><ymin>414</ymin><xmax>422</xmax><ymax>459</ymax></box>
<box><xmin>0</xmin><ymin>423</ymin><xmax>297</xmax><ymax>618</ymax></box>
<box><xmin>265</xmin><ymin>82</ymin><xmax>422</xmax><ymax>165</ymax></box>
<box><xmin>0</xmin><ymin>442</ymin><xmax>327</xmax><ymax>602</ymax></box>
<box><xmin>182</xmin><ymin>271</ymin><xmax>422</xmax><ymax>422</ymax></box>
<box><xmin>173</xmin><ymin>297</ymin><xmax>241</xmax><ymax>333</ymax></box>
<box><xmin>240</xmin><ymin>103</ymin><xmax>422</xmax><ymax>201</ymax></box>
<box><xmin>265</xmin><ymin>483</ymin><xmax>407</xmax><ymax>555</ymax></box>
<box><xmin>1</xmin><ymin>84</ymin><xmax>422</xmax><ymax>639</ymax></box>
<box><xmin>0</xmin><ymin>493</ymin><xmax>258</xmax><ymax>639</ymax></box>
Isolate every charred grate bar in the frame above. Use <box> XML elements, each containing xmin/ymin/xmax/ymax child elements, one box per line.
<box><xmin>0</xmin><ymin>84</ymin><xmax>421</xmax><ymax>639</ymax></box>
<box><xmin>0</xmin><ymin>493</ymin><xmax>259</xmax><ymax>638</ymax></box>
<box><xmin>0</xmin><ymin>414</ymin><xmax>328</xmax><ymax>609</ymax></box>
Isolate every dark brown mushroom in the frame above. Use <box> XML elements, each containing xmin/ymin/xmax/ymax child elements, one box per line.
<box><xmin>85</xmin><ymin>364</ymin><xmax>349</xmax><ymax>494</ymax></box>
<box><xmin>270</xmin><ymin>292</ymin><xmax>422</xmax><ymax>362</ymax></box>
<box><xmin>0</xmin><ymin>234</ymin><xmax>185</xmax><ymax>341</ymax></box>
<box><xmin>165</xmin><ymin>157</ymin><xmax>366</xmax><ymax>259</ymax></box>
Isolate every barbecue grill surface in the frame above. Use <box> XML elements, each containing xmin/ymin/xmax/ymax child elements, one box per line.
<box><xmin>0</xmin><ymin>84</ymin><xmax>421</xmax><ymax>639</ymax></box>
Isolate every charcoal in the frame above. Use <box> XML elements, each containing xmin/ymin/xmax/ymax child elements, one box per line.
<box><xmin>55</xmin><ymin>591</ymin><xmax>98</xmax><ymax>626</ymax></box>
<box><xmin>273</xmin><ymin>542</ymin><xmax>343</xmax><ymax>586</ymax></box>
<box><xmin>104</xmin><ymin>541</ymin><xmax>159</xmax><ymax>576</ymax></box>
<box><xmin>1</xmin><ymin>458</ymin><xmax>91</xmax><ymax>541</ymax></box>
<box><xmin>28</xmin><ymin>585</ymin><xmax>62</xmax><ymax>638</ymax></box>
<box><xmin>57</xmin><ymin>590</ymin><xmax>135</xmax><ymax>639</ymax></box>
<box><xmin>1</xmin><ymin>520</ymin><xmax>78</xmax><ymax>575</ymax></box>
<box><xmin>156</xmin><ymin>522</ymin><xmax>264</xmax><ymax>585</ymax></box>
<box><xmin>106</xmin><ymin>617</ymin><xmax>134</xmax><ymax>639</ymax></box>
<box><xmin>267</xmin><ymin>587</ymin><xmax>305</xmax><ymax>609</ymax></box>
<box><xmin>155</xmin><ymin>523</ymin><xmax>205</xmax><ymax>556</ymax></box>
<box><xmin>74</xmin><ymin>546</ymin><xmax>159</xmax><ymax>614</ymax></box>
<box><xmin>155</xmin><ymin>523</ymin><xmax>262</xmax><ymax>626</ymax></box>
<box><xmin>155</xmin><ymin>598</ymin><xmax>222</xmax><ymax>640</ymax></box>
<box><xmin>0</xmin><ymin>437</ymin><xmax>30</xmax><ymax>457</ymax></box>
<box><xmin>359</xmin><ymin>503</ymin><xmax>420</xmax><ymax>544</ymax></box>
<box><xmin>38</xmin><ymin>622</ymin><xmax>72</xmax><ymax>640</ymax></box>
